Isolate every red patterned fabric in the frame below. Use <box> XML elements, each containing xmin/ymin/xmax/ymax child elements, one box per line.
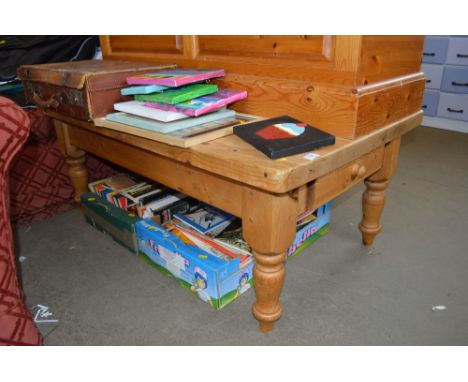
<box><xmin>9</xmin><ymin>109</ymin><xmax>118</xmax><ymax>226</ymax></box>
<box><xmin>0</xmin><ymin>97</ymin><xmax>43</xmax><ymax>345</ymax></box>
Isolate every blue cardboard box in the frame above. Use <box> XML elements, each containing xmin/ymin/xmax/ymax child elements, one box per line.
<box><xmin>136</xmin><ymin>220</ymin><xmax>254</xmax><ymax>310</ymax></box>
<box><xmin>287</xmin><ymin>202</ymin><xmax>331</xmax><ymax>259</ymax></box>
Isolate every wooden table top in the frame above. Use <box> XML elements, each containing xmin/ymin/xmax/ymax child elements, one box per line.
<box><xmin>48</xmin><ymin>110</ymin><xmax>422</xmax><ymax>193</ymax></box>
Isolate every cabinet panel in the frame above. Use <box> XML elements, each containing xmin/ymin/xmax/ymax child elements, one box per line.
<box><xmin>197</xmin><ymin>35</ymin><xmax>332</xmax><ymax>62</ymax></box>
<box><xmin>107</xmin><ymin>35</ymin><xmax>184</xmax><ymax>55</ymax></box>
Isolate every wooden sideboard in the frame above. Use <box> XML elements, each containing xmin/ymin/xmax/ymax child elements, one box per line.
<box><xmin>100</xmin><ymin>35</ymin><xmax>425</xmax><ymax>139</ymax></box>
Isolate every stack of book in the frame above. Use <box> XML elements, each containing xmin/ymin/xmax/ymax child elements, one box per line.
<box><xmin>102</xmin><ymin>68</ymin><xmax>249</xmax><ymax>146</ymax></box>
<box><xmin>88</xmin><ymin>173</ymin><xmax>200</xmax><ymax>223</ymax></box>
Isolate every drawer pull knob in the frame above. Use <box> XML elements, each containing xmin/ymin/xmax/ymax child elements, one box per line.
<box><xmin>426</xmin><ymin>79</ymin><xmax>432</xmax><ymax>83</ymax></box>
<box><xmin>358</xmin><ymin>166</ymin><xmax>367</xmax><ymax>177</ymax></box>
<box><xmin>423</xmin><ymin>52</ymin><xmax>435</xmax><ymax>56</ymax></box>
<box><xmin>351</xmin><ymin>164</ymin><xmax>366</xmax><ymax>178</ymax></box>
<box><xmin>451</xmin><ymin>81</ymin><xmax>468</xmax><ymax>87</ymax></box>
<box><xmin>422</xmin><ymin>105</ymin><xmax>427</xmax><ymax>109</ymax></box>
<box><xmin>456</xmin><ymin>53</ymin><xmax>468</xmax><ymax>58</ymax></box>
<box><xmin>447</xmin><ymin>107</ymin><xmax>464</xmax><ymax>113</ymax></box>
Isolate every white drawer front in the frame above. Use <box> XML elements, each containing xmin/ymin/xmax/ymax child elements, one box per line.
<box><xmin>446</xmin><ymin>37</ymin><xmax>468</xmax><ymax>66</ymax></box>
<box><xmin>422</xmin><ymin>64</ymin><xmax>444</xmax><ymax>89</ymax></box>
<box><xmin>437</xmin><ymin>92</ymin><xmax>468</xmax><ymax>121</ymax></box>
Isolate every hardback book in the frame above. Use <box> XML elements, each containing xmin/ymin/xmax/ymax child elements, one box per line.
<box><xmin>144</xmin><ymin>89</ymin><xmax>248</xmax><ymax>117</ymax></box>
<box><xmin>174</xmin><ymin>204</ymin><xmax>235</xmax><ymax>235</ymax></box>
<box><xmin>114</xmin><ymin>100</ymin><xmax>188</xmax><ymax>122</ymax></box>
<box><xmin>126</xmin><ymin>69</ymin><xmax>225</xmax><ymax>87</ymax></box>
<box><xmin>121</xmin><ymin>84</ymin><xmax>168</xmax><ymax>96</ymax></box>
<box><xmin>105</xmin><ymin>109</ymin><xmax>236</xmax><ymax>134</ymax></box>
<box><xmin>233</xmin><ymin>116</ymin><xmax>336</xmax><ymax>159</ymax></box>
<box><xmin>134</xmin><ymin>84</ymin><xmax>218</xmax><ymax>105</ymax></box>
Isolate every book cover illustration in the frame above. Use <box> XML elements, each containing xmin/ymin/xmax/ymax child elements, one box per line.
<box><xmin>121</xmin><ymin>84</ymin><xmax>168</xmax><ymax>96</ymax></box>
<box><xmin>135</xmin><ymin>84</ymin><xmax>218</xmax><ymax>105</ymax></box>
<box><xmin>233</xmin><ymin>116</ymin><xmax>336</xmax><ymax>159</ymax></box>
<box><xmin>114</xmin><ymin>100</ymin><xmax>188</xmax><ymax>122</ymax></box>
<box><xmin>174</xmin><ymin>204</ymin><xmax>235</xmax><ymax>235</ymax></box>
<box><xmin>105</xmin><ymin>109</ymin><xmax>236</xmax><ymax>134</ymax></box>
<box><xmin>127</xmin><ymin>69</ymin><xmax>225</xmax><ymax>87</ymax></box>
<box><xmin>144</xmin><ymin>89</ymin><xmax>248</xmax><ymax>117</ymax></box>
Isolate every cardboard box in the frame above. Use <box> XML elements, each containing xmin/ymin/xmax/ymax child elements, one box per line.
<box><xmin>287</xmin><ymin>202</ymin><xmax>331</xmax><ymax>259</ymax></box>
<box><xmin>81</xmin><ymin>193</ymin><xmax>142</xmax><ymax>254</ymax></box>
<box><xmin>136</xmin><ymin>220</ymin><xmax>254</xmax><ymax>310</ymax></box>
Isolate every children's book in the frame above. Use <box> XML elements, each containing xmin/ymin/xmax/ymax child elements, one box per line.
<box><xmin>121</xmin><ymin>84</ymin><xmax>168</xmax><ymax>96</ymax></box>
<box><xmin>134</xmin><ymin>84</ymin><xmax>218</xmax><ymax>105</ymax></box>
<box><xmin>174</xmin><ymin>204</ymin><xmax>235</xmax><ymax>235</ymax></box>
<box><xmin>105</xmin><ymin>109</ymin><xmax>236</xmax><ymax>134</ymax></box>
<box><xmin>144</xmin><ymin>89</ymin><xmax>248</xmax><ymax>117</ymax></box>
<box><xmin>233</xmin><ymin>116</ymin><xmax>336</xmax><ymax>159</ymax></box>
<box><xmin>127</xmin><ymin>69</ymin><xmax>225</xmax><ymax>87</ymax></box>
<box><xmin>114</xmin><ymin>100</ymin><xmax>188</xmax><ymax>122</ymax></box>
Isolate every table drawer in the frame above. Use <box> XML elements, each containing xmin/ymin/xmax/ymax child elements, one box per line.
<box><xmin>441</xmin><ymin>66</ymin><xmax>468</xmax><ymax>94</ymax></box>
<box><xmin>422</xmin><ymin>37</ymin><xmax>449</xmax><ymax>64</ymax></box>
<box><xmin>422</xmin><ymin>64</ymin><xmax>443</xmax><ymax>89</ymax></box>
<box><xmin>305</xmin><ymin>147</ymin><xmax>385</xmax><ymax>211</ymax></box>
<box><xmin>437</xmin><ymin>92</ymin><xmax>468</xmax><ymax>121</ymax></box>
<box><xmin>422</xmin><ymin>90</ymin><xmax>439</xmax><ymax>116</ymax></box>
<box><xmin>445</xmin><ymin>37</ymin><xmax>468</xmax><ymax>66</ymax></box>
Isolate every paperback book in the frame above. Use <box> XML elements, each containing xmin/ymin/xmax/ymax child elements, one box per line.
<box><xmin>233</xmin><ymin>116</ymin><xmax>336</xmax><ymax>159</ymax></box>
<box><xmin>134</xmin><ymin>84</ymin><xmax>218</xmax><ymax>105</ymax></box>
<box><xmin>174</xmin><ymin>204</ymin><xmax>235</xmax><ymax>236</ymax></box>
<box><xmin>121</xmin><ymin>84</ymin><xmax>168</xmax><ymax>96</ymax></box>
<box><xmin>127</xmin><ymin>69</ymin><xmax>225</xmax><ymax>87</ymax></box>
<box><xmin>114</xmin><ymin>100</ymin><xmax>188</xmax><ymax>122</ymax></box>
<box><xmin>105</xmin><ymin>109</ymin><xmax>236</xmax><ymax>134</ymax></box>
<box><xmin>144</xmin><ymin>89</ymin><xmax>248</xmax><ymax>117</ymax></box>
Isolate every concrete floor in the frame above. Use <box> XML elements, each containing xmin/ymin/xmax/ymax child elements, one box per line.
<box><xmin>14</xmin><ymin>126</ymin><xmax>468</xmax><ymax>345</ymax></box>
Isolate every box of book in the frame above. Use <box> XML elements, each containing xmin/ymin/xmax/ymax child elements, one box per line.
<box><xmin>136</xmin><ymin>219</ymin><xmax>254</xmax><ymax>310</ymax></box>
<box><xmin>215</xmin><ymin>202</ymin><xmax>332</xmax><ymax>260</ymax></box>
<box><xmin>81</xmin><ymin>192</ymin><xmax>142</xmax><ymax>254</ymax></box>
<box><xmin>287</xmin><ymin>202</ymin><xmax>331</xmax><ymax>259</ymax></box>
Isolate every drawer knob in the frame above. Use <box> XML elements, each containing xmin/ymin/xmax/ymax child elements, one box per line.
<box><xmin>351</xmin><ymin>164</ymin><xmax>367</xmax><ymax>178</ymax></box>
<box><xmin>456</xmin><ymin>53</ymin><xmax>468</xmax><ymax>58</ymax></box>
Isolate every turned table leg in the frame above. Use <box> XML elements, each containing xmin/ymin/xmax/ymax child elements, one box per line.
<box><xmin>54</xmin><ymin>119</ymin><xmax>89</xmax><ymax>203</ymax></box>
<box><xmin>66</xmin><ymin>152</ymin><xmax>89</xmax><ymax>203</ymax></box>
<box><xmin>359</xmin><ymin>179</ymin><xmax>388</xmax><ymax>245</ymax></box>
<box><xmin>242</xmin><ymin>188</ymin><xmax>297</xmax><ymax>332</ymax></box>
<box><xmin>359</xmin><ymin>138</ymin><xmax>401</xmax><ymax>246</ymax></box>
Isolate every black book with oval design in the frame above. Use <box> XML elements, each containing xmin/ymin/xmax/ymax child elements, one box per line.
<box><xmin>233</xmin><ymin>115</ymin><xmax>335</xmax><ymax>159</ymax></box>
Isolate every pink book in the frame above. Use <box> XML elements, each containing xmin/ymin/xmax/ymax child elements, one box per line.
<box><xmin>144</xmin><ymin>89</ymin><xmax>247</xmax><ymax>117</ymax></box>
<box><xmin>126</xmin><ymin>69</ymin><xmax>225</xmax><ymax>87</ymax></box>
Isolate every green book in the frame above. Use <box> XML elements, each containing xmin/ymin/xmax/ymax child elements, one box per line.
<box><xmin>135</xmin><ymin>84</ymin><xmax>218</xmax><ymax>105</ymax></box>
